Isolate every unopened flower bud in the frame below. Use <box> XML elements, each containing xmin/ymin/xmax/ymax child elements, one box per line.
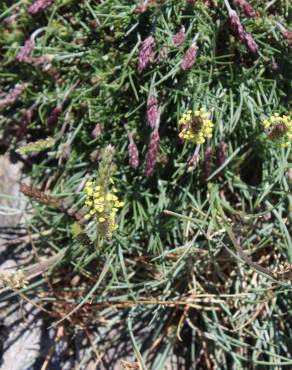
<box><xmin>92</xmin><ymin>123</ymin><xmax>102</xmax><ymax>138</ymax></box>
<box><xmin>136</xmin><ymin>3</ymin><xmax>147</xmax><ymax>13</ymax></box>
<box><xmin>187</xmin><ymin>153</ymin><xmax>200</xmax><ymax>172</ymax></box>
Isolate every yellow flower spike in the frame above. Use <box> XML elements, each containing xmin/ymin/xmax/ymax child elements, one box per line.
<box><xmin>178</xmin><ymin>108</ymin><xmax>214</xmax><ymax>145</ymax></box>
<box><xmin>84</xmin><ymin>176</ymin><xmax>124</xmax><ymax>237</ymax></box>
<box><xmin>85</xmin><ymin>188</ymin><xmax>93</xmax><ymax>196</ymax></box>
<box><xmin>263</xmin><ymin>114</ymin><xmax>291</xmax><ymax>147</ymax></box>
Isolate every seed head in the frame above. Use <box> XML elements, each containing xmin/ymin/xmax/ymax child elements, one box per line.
<box><xmin>0</xmin><ymin>270</ymin><xmax>28</xmax><ymax>290</ymax></box>
<box><xmin>17</xmin><ymin>137</ymin><xmax>55</xmax><ymax>155</ymax></box>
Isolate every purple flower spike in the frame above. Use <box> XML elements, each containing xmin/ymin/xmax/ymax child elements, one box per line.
<box><xmin>243</xmin><ymin>32</ymin><xmax>258</xmax><ymax>54</ymax></box>
<box><xmin>181</xmin><ymin>46</ymin><xmax>197</xmax><ymax>71</ymax></box>
<box><xmin>0</xmin><ymin>83</ymin><xmax>27</xmax><ymax>109</ymax></box>
<box><xmin>172</xmin><ymin>28</ymin><xmax>185</xmax><ymax>47</ymax></box>
<box><xmin>216</xmin><ymin>142</ymin><xmax>228</xmax><ymax>167</ymax></box>
<box><xmin>137</xmin><ymin>36</ymin><xmax>155</xmax><ymax>74</ymax></box>
<box><xmin>128</xmin><ymin>135</ymin><xmax>139</xmax><ymax>169</ymax></box>
<box><xmin>47</xmin><ymin>105</ymin><xmax>62</xmax><ymax>128</ymax></box>
<box><xmin>283</xmin><ymin>31</ymin><xmax>292</xmax><ymax>48</ymax></box>
<box><xmin>28</xmin><ymin>0</ymin><xmax>54</xmax><ymax>14</ymax></box>
<box><xmin>234</xmin><ymin>0</ymin><xmax>258</xmax><ymax>18</ymax></box>
<box><xmin>147</xmin><ymin>96</ymin><xmax>159</xmax><ymax>129</ymax></box>
<box><xmin>17</xmin><ymin>38</ymin><xmax>34</xmax><ymax>62</ymax></box>
<box><xmin>229</xmin><ymin>10</ymin><xmax>246</xmax><ymax>42</ymax></box>
<box><xmin>145</xmin><ymin>129</ymin><xmax>160</xmax><ymax>176</ymax></box>
<box><xmin>203</xmin><ymin>146</ymin><xmax>213</xmax><ymax>180</ymax></box>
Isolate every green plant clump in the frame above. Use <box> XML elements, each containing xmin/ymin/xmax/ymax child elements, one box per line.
<box><xmin>0</xmin><ymin>0</ymin><xmax>291</xmax><ymax>368</ymax></box>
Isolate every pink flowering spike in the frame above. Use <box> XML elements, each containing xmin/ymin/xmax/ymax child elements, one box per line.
<box><xmin>234</xmin><ymin>0</ymin><xmax>258</xmax><ymax>18</ymax></box>
<box><xmin>17</xmin><ymin>38</ymin><xmax>34</xmax><ymax>62</ymax></box>
<box><xmin>172</xmin><ymin>28</ymin><xmax>185</xmax><ymax>47</ymax></box>
<box><xmin>0</xmin><ymin>83</ymin><xmax>27</xmax><ymax>109</ymax></box>
<box><xmin>203</xmin><ymin>146</ymin><xmax>213</xmax><ymax>180</ymax></box>
<box><xmin>16</xmin><ymin>108</ymin><xmax>33</xmax><ymax>139</ymax></box>
<box><xmin>216</xmin><ymin>142</ymin><xmax>228</xmax><ymax>167</ymax></box>
<box><xmin>283</xmin><ymin>31</ymin><xmax>292</xmax><ymax>48</ymax></box>
<box><xmin>243</xmin><ymin>32</ymin><xmax>258</xmax><ymax>54</ymax></box>
<box><xmin>137</xmin><ymin>36</ymin><xmax>155</xmax><ymax>74</ymax></box>
<box><xmin>47</xmin><ymin>105</ymin><xmax>62</xmax><ymax>128</ymax></box>
<box><xmin>187</xmin><ymin>0</ymin><xmax>197</xmax><ymax>4</ymax></box>
<box><xmin>229</xmin><ymin>10</ymin><xmax>246</xmax><ymax>42</ymax></box>
<box><xmin>147</xmin><ymin>96</ymin><xmax>159</xmax><ymax>128</ymax></box>
<box><xmin>28</xmin><ymin>0</ymin><xmax>54</xmax><ymax>14</ymax></box>
<box><xmin>145</xmin><ymin>129</ymin><xmax>160</xmax><ymax>177</ymax></box>
<box><xmin>128</xmin><ymin>135</ymin><xmax>139</xmax><ymax>169</ymax></box>
<box><xmin>181</xmin><ymin>46</ymin><xmax>197</xmax><ymax>71</ymax></box>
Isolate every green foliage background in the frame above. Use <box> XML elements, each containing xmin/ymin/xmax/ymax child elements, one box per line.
<box><xmin>0</xmin><ymin>0</ymin><xmax>291</xmax><ymax>368</ymax></box>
